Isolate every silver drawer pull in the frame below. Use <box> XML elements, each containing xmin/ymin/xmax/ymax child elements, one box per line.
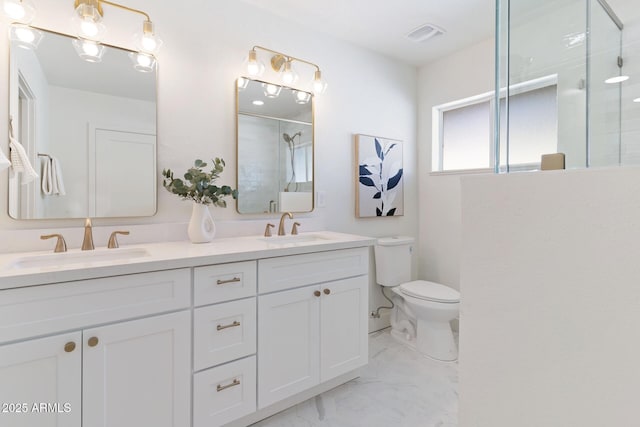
<box><xmin>216</xmin><ymin>277</ymin><xmax>241</xmax><ymax>285</ymax></box>
<box><xmin>217</xmin><ymin>379</ymin><xmax>240</xmax><ymax>392</ymax></box>
<box><xmin>217</xmin><ymin>321</ymin><xmax>241</xmax><ymax>331</ymax></box>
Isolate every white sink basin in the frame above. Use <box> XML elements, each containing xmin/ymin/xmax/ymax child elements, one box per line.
<box><xmin>9</xmin><ymin>247</ymin><xmax>150</xmax><ymax>270</ymax></box>
<box><xmin>260</xmin><ymin>233</ymin><xmax>330</xmax><ymax>245</ymax></box>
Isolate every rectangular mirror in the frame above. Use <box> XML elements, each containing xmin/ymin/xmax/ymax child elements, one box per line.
<box><xmin>236</xmin><ymin>78</ymin><xmax>313</xmax><ymax>214</ymax></box>
<box><xmin>8</xmin><ymin>28</ymin><xmax>157</xmax><ymax>220</ymax></box>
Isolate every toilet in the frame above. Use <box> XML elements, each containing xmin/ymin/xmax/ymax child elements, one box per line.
<box><xmin>374</xmin><ymin>236</ymin><xmax>460</xmax><ymax>361</ymax></box>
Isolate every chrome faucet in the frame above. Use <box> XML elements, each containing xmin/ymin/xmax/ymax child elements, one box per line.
<box><xmin>278</xmin><ymin>212</ymin><xmax>293</xmax><ymax>236</ymax></box>
<box><xmin>82</xmin><ymin>218</ymin><xmax>95</xmax><ymax>250</ymax></box>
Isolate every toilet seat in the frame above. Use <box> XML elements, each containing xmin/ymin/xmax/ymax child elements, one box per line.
<box><xmin>399</xmin><ymin>280</ymin><xmax>460</xmax><ymax>303</ymax></box>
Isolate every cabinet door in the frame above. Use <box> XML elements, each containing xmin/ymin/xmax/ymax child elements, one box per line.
<box><xmin>0</xmin><ymin>332</ymin><xmax>81</xmax><ymax>427</ymax></box>
<box><xmin>320</xmin><ymin>276</ymin><xmax>369</xmax><ymax>382</ymax></box>
<box><xmin>258</xmin><ymin>286</ymin><xmax>320</xmax><ymax>409</ymax></box>
<box><xmin>82</xmin><ymin>311</ymin><xmax>190</xmax><ymax>427</ymax></box>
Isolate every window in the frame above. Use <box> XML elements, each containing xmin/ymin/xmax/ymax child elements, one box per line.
<box><xmin>432</xmin><ymin>75</ymin><xmax>558</xmax><ymax>173</ymax></box>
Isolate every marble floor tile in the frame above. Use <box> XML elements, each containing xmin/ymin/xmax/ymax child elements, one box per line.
<box><xmin>251</xmin><ymin>329</ymin><xmax>458</xmax><ymax>427</ymax></box>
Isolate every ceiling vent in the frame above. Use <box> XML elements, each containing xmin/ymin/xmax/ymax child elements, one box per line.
<box><xmin>406</xmin><ymin>23</ymin><xmax>446</xmax><ymax>43</ymax></box>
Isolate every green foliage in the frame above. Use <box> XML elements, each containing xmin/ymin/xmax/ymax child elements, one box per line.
<box><xmin>161</xmin><ymin>158</ymin><xmax>238</xmax><ymax>207</ymax></box>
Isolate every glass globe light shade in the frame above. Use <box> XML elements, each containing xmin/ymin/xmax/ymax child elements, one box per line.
<box><xmin>129</xmin><ymin>52</ymin><xmax>156</xmax><ymax>73</ymax></box>
<box><xmin>9</xmin><ymin>24</ymin><xmax>42</xmax><ymax>49</ymax></box>
<box><xmin>4</xmin><ymin>0</ymin><xmax>35</xmax><ymax>23</ymax></box>
<box><xmin>281</xmin><ymin>60</ymin><xmax>299</xmax><ymax>85</ymax></box>
<box><xmin>262</xmin><ymin>83</ymin><xmax>282</xmax><ymax>98</ymax></box>
<box><xmin>237</xmin><ymin>77</ymin><xmax>249</xmax><ymax>90</ymax></box>
<box><xmin>134</xmin><ymin>21</ymin><xmax>163</xmax><ymax>54</ymax></box>
<box><xmin>73</xmin><ymin>38</ymin><xmax>105</xmax><ymax>63</ymax></box>
<box><xmin>312</xmin><ymin>70</ymin><xmax>328</xmax><ymax>95</ymax></box>
<box><xmin>244</xmin><ymin>50</ymin><xmax>265</xmax><ymax>77</ymax></box>
<box><xmin>293</xmin><ymin>90</ymin><xmax>311</xmax><ymax>104</ymax></box>
<box><xmin>73</xmin><ymin>3</ymin><xmax>105</xmax><ymax>41</ymax></box>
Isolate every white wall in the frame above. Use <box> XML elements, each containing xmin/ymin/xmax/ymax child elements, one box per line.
<box><xmin>0</xmin><ymin>0</ymin><xmax>418</xmax><ymax>331</ymax></box>
<box><xmin>458</xmin><ymin>166</ymin><xmax>640</xmax><ymax>427</ymax></box>
<box><xmin>417</xmin><ymin>38</ymin><xmax>495</xmax><ymax>291</ymax></box>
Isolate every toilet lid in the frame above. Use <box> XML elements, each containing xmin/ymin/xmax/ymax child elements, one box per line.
<box><xmin>399</xmin><ymin>280</ymin><xmax>460</xmax><ymax>303</ymax></box>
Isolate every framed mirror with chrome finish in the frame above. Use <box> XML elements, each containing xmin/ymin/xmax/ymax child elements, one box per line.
<box><xmin>7</xmin><ymin>28</ymin><xmax>157</xmax><ymax>220</ymax></box>
<box><xmin>236</xmin><ymin>77</ymin><xmax>314</xmax><ymax>214</ymax></box>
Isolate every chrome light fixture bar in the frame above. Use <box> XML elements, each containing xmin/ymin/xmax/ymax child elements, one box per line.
<box><xmin>244</xmin><ymin>45</ymin><xmax>327</xmax><ymax>95</ymax></box>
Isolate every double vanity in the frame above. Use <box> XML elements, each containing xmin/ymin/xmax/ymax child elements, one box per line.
<box><xmin>0</xmin><ymin>231</ymin><xmax>373</xmax><ymax>427</ymax></box>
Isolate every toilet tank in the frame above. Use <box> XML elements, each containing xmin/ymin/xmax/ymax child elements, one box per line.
<box><xmin>374</xmin><ymin>236</ymin><xmax>414</xmax><ymax>287</ymax></box>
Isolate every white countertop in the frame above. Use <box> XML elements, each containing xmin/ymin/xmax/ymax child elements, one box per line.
<box><xmin>0</xmin><ymin>231</ymin><xmax>375</xmax><ymax>290</ymax></box>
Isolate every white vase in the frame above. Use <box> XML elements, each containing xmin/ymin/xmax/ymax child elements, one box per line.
<box><xmin>188</xmin><ymin>203</ymin><xmax>216</xmax><ymax>243</ymax></box>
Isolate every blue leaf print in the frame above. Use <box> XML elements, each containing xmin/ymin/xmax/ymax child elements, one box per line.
<box><xmin>387</xmin><ymin>168</ymin><xmax>403</xmax><ymax>190</ymax></box>
<box><xmin>375</xmin><ymin>138</ymin><xmax>384</xmax><ymax>161</ymax></box>
<box><xmin>387</xmin><ymin>208</ymin><xmax>397</xmax><ymax>216</ymax></box>
<box><xmin>385</xmin><ymin>144</ymin><xmax>397</xmax><ymax>156</ymax></box>
<box><xmin>359</xmin><ymin>165</ymin><xmax>372</xmax><ymax>176</ymax></box>
<box><xmin>359</xmin><ymin>176</ymin><xmax>376</xmax><ymax>187</ymax></box>
<box><xmin>373</xmin><ymin>192</ymin><xmax>381</xmax><ymax>199</ymax></box>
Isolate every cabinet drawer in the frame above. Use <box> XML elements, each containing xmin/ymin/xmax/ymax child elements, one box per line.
<box><xmin>194</xmin><ymin>261</ymin><xmax>256</xmax><ymax>306</ymax></box>
<box><xmin>193</xmin><ymin>356</ymin><xmax>256</xmax><ymax>427</ymax></box>
<box><xmin>194</xmin><ymin>298</ymin><xmax>256</xmax><ymax>371</ymax></box>
<box><xmin>258</xmin><ymin>247</ymin><xmax>369</xmax><ymax>294</ymax></box>
<box><xmin>0</xmin><ymin>269</ymin><xmax>190</xmax><ymax>343</ymax></box>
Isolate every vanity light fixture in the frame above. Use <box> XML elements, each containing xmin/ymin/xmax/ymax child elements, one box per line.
<box><xmin>244</xmin><ymin>46</ymin><xmax>328</xmax><ymax>95</ymax></box>
<box><xmin>71</xmin><ymin>0</ymin><xmax>162</xmax><ymax>70</ymax></box>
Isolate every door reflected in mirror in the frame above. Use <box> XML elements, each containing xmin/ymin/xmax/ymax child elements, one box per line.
<box><xmin>236</xmin><ymin>78</ymin><xmax>314</xmax><ymax>214</ymax></box>
<box><xmin>8</xmin><ymin>28</ymin><xmax>157</xmax><ymax>220</ymax></box>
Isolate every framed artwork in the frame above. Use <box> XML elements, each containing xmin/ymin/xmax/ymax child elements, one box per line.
<box><xmin>355</xmin><ymin>134</ymin><xmax>404</xmax><ymax>217</ymax></box>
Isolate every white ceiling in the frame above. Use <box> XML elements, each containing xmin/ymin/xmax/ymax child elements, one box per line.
<box><xmin>238</xmin><ymin>0</ymin><xmax>496</xmax><ymax>66</ymax></box>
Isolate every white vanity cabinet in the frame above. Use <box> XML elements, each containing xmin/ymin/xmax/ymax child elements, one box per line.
<box><xmin>257</xmin><ymin>248</ymin><xmax>369</xmax><ymax>409</ymax></box>
<box><xmin>0</xmin><ymin>269</ymin><xmax>192</xmax><ymax>427</ymax></box>
<box><xmin>0</xmin><ymin>332</ymin><xmax>82</xmax><ymax>427</ymax></box>
<box><xmin>0</xmin><ymin>232</ymin><xmax>374</xmax><ymax>427</ymax></box>
<box><xmin>192</xmin><ymin>261</ymin><xmax>258</xmax><ymax>427</ymax></box>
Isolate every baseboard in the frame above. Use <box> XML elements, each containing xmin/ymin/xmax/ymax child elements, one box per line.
<box><xmin>223</xmin><ymin>370</ymin><xmax>361</xmax><ymax>427</ymax></box>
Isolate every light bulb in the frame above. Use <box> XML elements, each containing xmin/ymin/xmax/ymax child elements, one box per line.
<box><xmin>262</xmin><ymin>83</ymin><xmax>282</xmax><ymax>98</ymax></box>
<box><xmin>73</xmin><ymin>2</ymin><xmax>105</xmax><ymax>41</ymax></box>
<box><xmin>134</xmin><ymin>21</ymin><xmax>163</xmax><ymax>54</ymax></box>
<box><xmin>3</xmin><ymin>0</ymin><xmax>35</xmax><ymax>23</ymax></box>
<box><xmin>80</xmin><ymin>19</ymin><xmax>99</xmax><ymax>37</ymax></box>
<box><xmin>245</xmin><ymin>50</ymin><xmax>265</xmax><ymax>77</ymax></box>
<box><xmin>9</xmin><ymin>24</ymin><xmax>42</xmax><ymax>49</ymax></box>
<box><xmin>128</xmin><ymin>52</ymin><xmax>156</xmax><ymax>73</ymax></box>
<box><xmin>293</xmin><ymin>90</ymin><xmax>311</xmax><ymax>104</ymax></box>
<box><xmin>634</xmin><ymin>98</ymin><xmax>640</xmax><ymax>103</ymax></box>
<box><xmin>15</xmin><ymin>26</ymin><xmax>34</xmax><ymax>43</ymax></box>
<box><xmin>73</xmin><ymin>38</ymin><xmax>105</xmax><ymax>63</ymax></box>
<box><xmin>237</xmin><ymin>77</ymin><xmax>249</xmax><ymax>90</ymax></box>
<box><xmin>281</xmin><ymin>60</ymin><xmax>299</xmax><ymax>85</ymax></box>
<box><xmin>312</xmin><ymin>70</ymin><xmax>328</xmax><ymax>95</ymax></box>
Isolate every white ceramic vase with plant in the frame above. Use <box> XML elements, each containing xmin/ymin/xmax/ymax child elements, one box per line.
<box><xmin>162</xmin><ymin>158</ymin><xmax>238</xmax><ymax>243</ymax></box>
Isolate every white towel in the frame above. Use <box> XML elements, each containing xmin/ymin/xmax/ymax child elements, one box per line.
<box><xmin>9</xmin><ymin>136</ymin><xmax>38</xmax><ymax>184</ymax></box>
<box><xmin>0</xmin><ymin>147</ymin><xmax>9</xmax><ymax>171</ymax></box>
<box><xmin>51</xmin><ymin>156</ymin><xmax>65</xmax><ymax>196</ymax></box>
<box><xmin>41</xmin><ymin>157</ymin><xmax>52</xmax><ymax>195</ymax></box>
<box><xmin>41</xmin><ymin>156</ymin><xmax>66</xmax><ymax>196</ymax></box>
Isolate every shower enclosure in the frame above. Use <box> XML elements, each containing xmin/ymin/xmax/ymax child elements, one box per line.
<box><xmin>497</xmin><ymin>0</ymin><xmax>633</xmax><ymax>171</ymax></box>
